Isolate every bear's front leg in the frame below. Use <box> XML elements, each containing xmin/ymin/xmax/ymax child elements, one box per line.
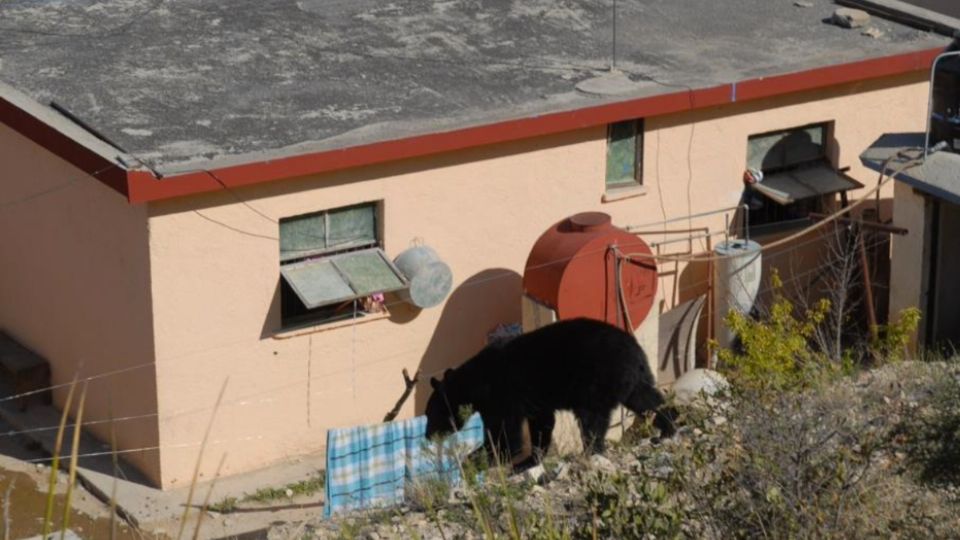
<box><xmin>481</xmin><ymin>413</ymin><xmax>525</xmax><ymax>467</ymax></box>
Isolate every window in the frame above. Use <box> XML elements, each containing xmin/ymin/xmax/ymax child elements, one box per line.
<box><xmin>278</xmin><ymin>202</ymin><xmax>407</xmax><ymax>328</ymax></box>
<box><xmin>605</xmin><ymin>119</ymin><xmax>644</xmax><ymax>190</ymax></box>
<box><xmin>744</xmin><ymin>123</ymin><xmax>861</xmax><ymax>231</ymax></box>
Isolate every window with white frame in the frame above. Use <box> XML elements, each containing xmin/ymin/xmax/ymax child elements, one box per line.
<box><xmin>278</xmin><ymin>202</ymin><xmax>406</xmax><ymax>328</ymax></box>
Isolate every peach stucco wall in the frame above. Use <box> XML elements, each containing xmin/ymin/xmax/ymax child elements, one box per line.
<box><xmin>144</xmin><ymin>73</ymin><xmax>931</xmax><ymax>487</ymax></box>
<box><xmin>0</xmin><ymin>124</ymin><xmax>161</xmax><ymax>482</ymax></box>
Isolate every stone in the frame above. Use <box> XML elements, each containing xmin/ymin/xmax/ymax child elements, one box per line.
<box><xmin>671</xmin><ymin>369</ymin><xmax>730</xmax><ymax>405</ymax></box>
<box><xmin>554</xmin><ymin>463</ymin><xmax>571</xmax><ymax>481</ymax></box>
<box><xmin>832</xmin><ymin>8</ymin><xmax>870</xmax><ymax>29</ymax></box>
<box><xmin>793</xmin><ymin>1</ymin><xmax>813</xmax><ymax>7</ymax></box>
<box><xmin>589</xmin><ymin>454</ymin><xmax>616</xmax><ymax>473</ymax></box>
<box><xmin>523</xmin><ymin>464</ymin><xmax>546</xmax><ymax>483</ymax></box>
<box><xmin>861</xmin><ymin>27</ymin><xmax>884</xmax><ymax>39</ymax></box>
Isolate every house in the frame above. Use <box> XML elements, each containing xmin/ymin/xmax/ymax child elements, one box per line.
<box><xmin>0</xmin><ymin>0</ymin><xmax>949</xmax><ymax>488</ymax></box>
<box><xmin>862</xmin><ymin>37</ymin><xmax>960</xmax><ymax>352</ymax></box>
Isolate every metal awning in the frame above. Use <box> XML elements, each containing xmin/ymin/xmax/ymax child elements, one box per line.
<box><xmin>860</xmin><ymin>132</ymin><xmax>960</xmax><ymax>206</ymax></box>
<box><xmin>281</xmin><ymin>248</ymin><xmax>407</xmax><ymax>309</ymax></box>
<box><xmin>752</xmin><ymin>164</ymin><xmax>864</xmax><ymax>205</ymax></box>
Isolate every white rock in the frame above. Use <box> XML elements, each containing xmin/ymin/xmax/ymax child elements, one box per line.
<box><xmin>285</xmin><ymin>488</ymin><xmax>294</xmax><ymax>498</ymax></box>
<box><xmin>523</xmin><ymin>464</ymin><xmax>546</xmax><ymax>483</ymax></box>
<box><xmin>589</xmin><ymin>454</ymin><xmax>616</xmax><ymax>472</ymax></box>
<box><xmin>671</xmin><ymin>369</ymin><xmax>730</xmax><ymax>405</ymax></box>
<box><xmin>832</xmin><ymin>8</ymin><xmax>870</xmax><ymax>29</ymax></box>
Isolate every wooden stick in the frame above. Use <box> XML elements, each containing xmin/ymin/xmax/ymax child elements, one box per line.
<box><xmin>383</xmin><ymin>369</ymin><xmax>419</xmax><ymax>423</ymax></box>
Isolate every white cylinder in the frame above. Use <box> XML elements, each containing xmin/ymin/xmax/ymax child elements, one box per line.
<box><xmin>393</xmin><ymin>245</ymin><xmax>453</xmax><ymax>309</ymax></box>
<box><xmin>713</xmin><ymin>240</ymin><xmax>762</xmax><ymax>350</ymax></box>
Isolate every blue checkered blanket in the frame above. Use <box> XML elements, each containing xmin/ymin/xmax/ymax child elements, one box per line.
<box><xmin>324</xmin><ymin>413</ymin><xmax>484</xmax><ymax>518</ymax></box>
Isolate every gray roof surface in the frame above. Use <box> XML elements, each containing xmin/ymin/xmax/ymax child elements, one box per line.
<box><xmin>0</xmin><ymin>0</ymin><xmax>948</xmax><ymax>174</ymax></box>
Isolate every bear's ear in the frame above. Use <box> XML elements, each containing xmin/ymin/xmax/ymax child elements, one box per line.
<box><xmin>430</xmin><ymin>377</ymin><xmax>440</xmax><ymax>390</ymax></box>
<box><xmin>443</xmin><ymin>368</ymin><xmax>453</xmax><ymax>378</ymax></box>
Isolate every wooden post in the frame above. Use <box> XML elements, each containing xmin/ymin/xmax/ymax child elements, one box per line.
<box><xmin>858</xmin><ymin>227</ymin><xmax>880</xmax><ymax>343</ymax></box>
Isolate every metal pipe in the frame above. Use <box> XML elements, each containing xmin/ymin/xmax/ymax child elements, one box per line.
<box><xmin>743</xmin><ymin>203</ymin><xmax>750</xmax><ymax>243</ymax></box>
<box><xmin>651</xmin><ymin>232</ymin><xmax>714</xmax><ymax>248</ymax></box>
<box><xmin>924</xmin><ymin>50</ymin><xmax>960</xmax><ymax>157</ymax></box>
<box><xmin>806</xmin><ymin>213</ymin><xmax>909</xmax><ymax>235</ymax></box>
<box><xmin>627</xmin><ymin>205</ymin><xmax>741</xmax><ymax>231</ymax></box>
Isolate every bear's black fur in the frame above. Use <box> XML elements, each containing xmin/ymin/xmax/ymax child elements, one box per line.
<box><xmin>424</xmin><ymin>318</ymin><xmax>675</xmax><ymax>465</ymax></box>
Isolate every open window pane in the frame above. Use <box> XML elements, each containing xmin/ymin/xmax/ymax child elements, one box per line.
<box><xmin>748</xmin><ymin>124</ymin><xmax>826</xmax><ymax>172</ymax></box>
<box><xmin>753</xmin><ymin>164</ymin><xmax>863</xmax><ymax>205</ymax></box>
<box><xmin>327</xmin><ymin>204</ymin><xmax>377</xmax><ymax>249</ymax></box>
<box><xmin>332</xmin><ymin>249</ymin><xmax>406</xmax><ymax>296</ymax></box>
<box><xmin>281</xmin><ymin>258</ymin><xmax>354</xmax><ymax>309</ymax></box>
<box><xmin>279</xmin><ymin>212</ymin><xmax>326</xmax><ymax>262</ymax></box>
<box><xmin>606</xmin><ymin>121</ymin><xmax>639</xmax><ymax>187</ymax></box>
<box><xmin>281</xmin><ymin>248</ymin><xmax>405</xmax><ymax>310</ymax></box>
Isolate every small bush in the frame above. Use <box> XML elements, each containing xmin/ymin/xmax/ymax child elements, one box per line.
<box><xmin>716</xmin><ymin>270</ymin><xmax>835</xmax><ymax>392</ymax></box>
<box><xmin>896</xmin><ymin>361</ymin><xmax>960</xmax><ymax>485</ymax></box>
<box><xmin>871</xmin><ymin>307</ymin><xmax>922</xmax><ymax>363</ymax></box>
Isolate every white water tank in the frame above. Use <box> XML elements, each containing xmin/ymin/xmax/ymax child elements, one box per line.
<box><xmin>393</xmin><ymin>245</ymin><xmax>452</xmax><ymax>308</ymax></box>
<box><xmin>713</xmin><ymin>240</ymin><xmax>762</xmax><ymax>350</ymax></box>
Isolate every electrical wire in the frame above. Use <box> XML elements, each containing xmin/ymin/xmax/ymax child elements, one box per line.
<box><xmin>0</xmin><ymin>231</ymin><xmax>898</xmax><ymax>444</ymax></box>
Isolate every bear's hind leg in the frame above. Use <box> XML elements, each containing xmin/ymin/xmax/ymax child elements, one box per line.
<box><xmin>623</xmin><ymin>383</ymin><xmax>676</xmax><ymax>437</ymax></box>
<box><xmin>575</xmin><ymin>408</ymin><xmax>612</xmax><ymax>454</ymax></box>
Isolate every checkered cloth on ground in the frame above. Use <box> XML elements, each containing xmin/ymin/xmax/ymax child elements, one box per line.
<box><xmin>324</xmin><ymin>413</ymin><xmax>484</xmax><ymax>518</ymax></box>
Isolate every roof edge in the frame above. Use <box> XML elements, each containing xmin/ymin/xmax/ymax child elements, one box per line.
<box><xmin>0</xmin><ymin>46</ymin><xmax>945</xmax><ymax>204</ymax></box>
<box><xmin>0</xmin><ymin>82</ymin><xmax>130</xmax><ymax>197</ymax></box>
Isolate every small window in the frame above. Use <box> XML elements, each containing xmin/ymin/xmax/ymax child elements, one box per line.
<box><xmin>278</xmin><ymin>202</ymin><xmax>406</xmax><ymax>328</ymax></box>
<box><xmin>744</xmin><ymin>123</ymin><xmax>853</xmax><ymax>232</ymax></box>
<box><xmin>747</xmin><ymin>124</ymin><xmax>826</xmax><ymax>173</ymax></box>
<box><xmin>605</xmin><ymin>119</ymin><xmax>643</xmax><ymax>189</ymax></box>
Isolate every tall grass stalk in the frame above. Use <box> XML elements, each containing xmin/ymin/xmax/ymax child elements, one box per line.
<box><xmin>108</xmin><ymin>409</ymin><xmax>119</xmax><ymax>540</ymax></box>
<box><xmin>3</xmin><ymin>478</ymin><xmax>15</xmax><ymax>540</ymax></box>
<box><xmin>192</xmin><ymin>452</ymin><xmax>228</xmax><ymax>540</ymax></box>
<box><xmin>60</xmin><ymin>382</ymin><xmax>88</xmax><ymax>540</ymax></box>
<box><xmin>176</xmin><ymin>377</ymin><xmax>229</xmax><ymax>540</ymax></box>
<box><xmin>41</xmin><ymin>375</ymin><xmax>78</xmax><ymax>539</ymax></box>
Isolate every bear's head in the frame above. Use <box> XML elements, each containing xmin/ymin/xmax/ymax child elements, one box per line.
<box><xmin>424</xmin><ymin>368</ymin><xmax>464</xmax><ymax>439</ymax></box>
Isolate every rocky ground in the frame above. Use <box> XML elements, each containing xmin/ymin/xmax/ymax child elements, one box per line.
<box><xmin>266</xmin><ymin>361</ymin><xmax>960</xmax><ymax>540</ymax></box>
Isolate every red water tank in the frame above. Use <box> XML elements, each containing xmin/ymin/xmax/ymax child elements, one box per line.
<box><xmin>523</xmin><ymin>212</ymin><xmax>658</xmax><ymax>331</ymax></box>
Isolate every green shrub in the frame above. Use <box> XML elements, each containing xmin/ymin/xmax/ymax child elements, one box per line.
<box><xmin>579</xmin><ymin>469</ymin><xmax>685</xmax><ymax>540</ymax></box>
<box><xmin>715</xmin><ymin>270</ymin><xmax>834</xmax><ymax>392</ymax></box>
<box><xmin>871</xmin><ymin>307</ymin><xmax>922</xmax><ymax>363</ymax></box>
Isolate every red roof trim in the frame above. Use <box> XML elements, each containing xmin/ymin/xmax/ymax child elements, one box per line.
<box><xmin>0</xmin><ymin>47</ymin><xmax>943</xmax><ymax>204</ymax></box>
<box><xmin>0</xmin><ymin>97</ymin><xmax>128</xmax><ymax>197</ymax></box>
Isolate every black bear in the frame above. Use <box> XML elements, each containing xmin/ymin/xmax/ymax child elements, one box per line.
<box><xmin>424</xmin><ymin>318</ymin><xmax>675</xmax><ymax>465</ymax></box>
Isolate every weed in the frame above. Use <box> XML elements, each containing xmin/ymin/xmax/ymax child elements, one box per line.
<box><xmin>244</xmin><ymin>475</ymin><xmax>325</xmax><ymax>503</ymax></box>
<box><xmin>206</xmin><ymin>496</ymin><xmax>238</xmax><ymax>514</ymax></box>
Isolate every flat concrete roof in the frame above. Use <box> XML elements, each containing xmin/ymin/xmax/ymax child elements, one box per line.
<box><xmin>861</xmin><ymin>132</ymin><xmax>960</xmax><ymax>205</ymax></box>
<box><xmin>0</xmin><ymin>0</ymin><xmax>949</xmax><ymax>175</ymax></box>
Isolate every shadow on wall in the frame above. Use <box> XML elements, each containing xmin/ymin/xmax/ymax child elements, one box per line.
<box><xmin>413</xmin><ymin>268</ymin><xmax>522</xmax><ymax>414</ymax></box>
